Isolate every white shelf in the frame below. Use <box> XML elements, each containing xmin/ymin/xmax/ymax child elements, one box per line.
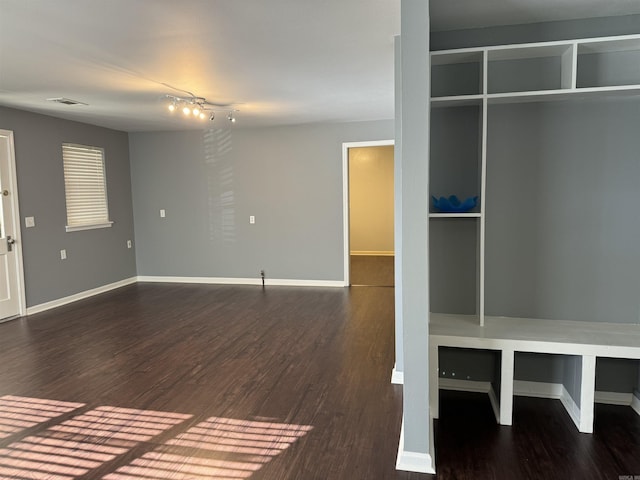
<box><xmin>429</xmin><ymin>212</ymin><xmax>481</xmax><ymax>218</ymax></box>
<box><xmin>431</xmin><ymin>34</ymin><xmax>640</xmax><ymax>102</ymax></box>
<box><xmin>430</xmin><ymin>313</ymin><xmax>640</xmax><ymax>354</ymax></box>
<box><xmin>487</xmin><ymin>43</ymin><xmax>573</xmax><ymax>62</ymax></box>
<box><xmin>431</xmin><ymin>95</ymin><xmax>483</xmax><ymax>107</ymax></box>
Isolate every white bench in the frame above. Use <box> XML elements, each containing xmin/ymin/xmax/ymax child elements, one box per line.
<box><xmin>430</xmin><ymin>313</ymin><xmax>640</xmax><ymax>433</ymax></box>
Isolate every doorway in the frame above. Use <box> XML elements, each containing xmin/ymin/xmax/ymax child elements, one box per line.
<box><xmin>0</xmin><ymin>130</ymin><xmax>26</xmax><ymax>320</ymax></box>
<box><xmin>342</xmin><ymin>140</ymin><xmax>394</xmax><ymax>287</ymax></box>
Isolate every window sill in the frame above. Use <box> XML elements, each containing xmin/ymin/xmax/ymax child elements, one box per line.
<box><xmin>66</xmin><ymin>222</ymin><xmax>113</xmax><ymax>233</ymax></box>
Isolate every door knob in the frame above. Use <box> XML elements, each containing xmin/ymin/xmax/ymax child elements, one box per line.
<box><xmin>1</xmin><ymin>190</ymin><xmax>8</xmax><ymax>196</ymax></box>
<box><xmin>7</xmin><ymin>236</ymin><xmax>15</xmax><ymax>252</ymax></box>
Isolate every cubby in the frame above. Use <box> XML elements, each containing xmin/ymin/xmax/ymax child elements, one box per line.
<box><xmin>577</xmin><ymin>38</ymin><xmax>640</xmax><ymax>88</ymax></box>
<box><xmin>487</xmin><ymin>44</ymin><xmax>574</xmax><ymax>94</ymax></box>
<box><xmin>431</xmin><ymin>50</ymin><xmax>484</xmax><ymax>99</ymax></box>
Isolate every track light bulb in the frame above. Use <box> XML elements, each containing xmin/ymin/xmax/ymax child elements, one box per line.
<box><xmin>193</xmin><ymin>106</ymin><xmax>200</xmax><ymax>116</ymax></box>
<box><xmin>199</xmin><ymin>112</ymin><xmax>206</xmax><ymax>120</ymax></box>
<box><xmin>209</xmin><ymin>112</ymin><xmax>215</xmax><ymax>121</ymax></box>
<box><xmin>182</xmin><ymin>106</ymin><xmax>191</xmax><ymax>115</ymax></box>
<box><xmin>228</xmin><ymin>112</ymin><xmax>236</xmax><ymax>123</ymax></box>
<box><xmin>168</xmin><ymin>103</ymin><xmax>176</xmax><ymax>112</ymax></box>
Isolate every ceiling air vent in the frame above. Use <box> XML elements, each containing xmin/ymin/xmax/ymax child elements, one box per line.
<box><xmin>47</xmin><ymin>97</ymin><xmax>88</xmax><ymax>106</ymax></box>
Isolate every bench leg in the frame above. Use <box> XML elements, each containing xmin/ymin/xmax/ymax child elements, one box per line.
<box><xmin>499</xmin><ymin>349</ymin><xmax>514</xmax><ymax>426</ymax></box>
<box><xmin>579</xmin><ymin>355</ymin><xmax>596</xmax><ymax>433</ymax></box>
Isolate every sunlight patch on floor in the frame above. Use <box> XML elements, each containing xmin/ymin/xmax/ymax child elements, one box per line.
<box><xmin>0</xmin><ymin>396</ymin><xmax>313</xmax><ymax>479</ymax></box>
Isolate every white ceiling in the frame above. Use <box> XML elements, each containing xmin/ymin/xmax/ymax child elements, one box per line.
<box><xmin>1</xmin><ymin>0</ymin><xmax>639</xmax><ymax>132</ymax></box>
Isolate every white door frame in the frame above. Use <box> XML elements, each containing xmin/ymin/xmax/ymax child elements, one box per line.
<box><xmin>341</xmin><ymin>139</ymin><xmax>395</xmax><ymax>286</ymax></box>
<box><xmin>0</xmin><ymin>130</ymin><xmax>26</xmax><ymax>320</ymax></box>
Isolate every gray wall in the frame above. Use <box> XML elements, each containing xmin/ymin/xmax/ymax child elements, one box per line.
<box><xmin>0</xmin><ymin>107</ymin><xmax>136</xmax><ymax>307</ymax></box>
<box><xmin>485</xmin><ymin>101</ymin><xmax>640</xmax><ymax>325</ymax></box>
<box><xmin>129</xmin><ymin>121</ymin><xmax>393</xmax><ymax>281</ymax></box>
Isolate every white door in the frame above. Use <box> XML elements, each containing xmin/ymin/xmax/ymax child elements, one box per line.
<box><xmin>0</xmin><ymin>130</ymin><xmax>24</xmax><ymax>320</ymax></box>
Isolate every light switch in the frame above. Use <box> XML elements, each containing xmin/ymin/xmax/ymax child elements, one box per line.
<box><xmin>127</xmin><ymin>240</ymin><xmax>132</xmax><ymax>249</ymax></box>
<box><xmin>249</xmin><ymin>215</ymin><xmax>255</xmax><ymax>224</ymax></box>
<box><xmin>60</xmin><ymin>249</ymin><xmax>67</xmax><ymax>260</ymax></box>
<box><xmin>25</xmin><ymin>216</ymin><xmax>35</xmax><ymax>228</ymax></box>
<box><xmin>160</xmin><ymin>209</ymin><xmax>166</xmax><ymax>218</ymax></box>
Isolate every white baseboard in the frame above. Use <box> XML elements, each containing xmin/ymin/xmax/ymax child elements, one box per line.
<box><xmin>439</xmin><ymin>377</ymin><xmax>637</xmax><ymax>430</ymax></box>
<box><xmin>137</xmin><ymin>276</ymin><xmax>345</xmax><ymax>288</ymax></box>
<box><xmin>514</xmin><ymin>380</ymin><xmax>563</xmax><ymax>399</ymax></box>
<box><xmin>350</xmin><ymin>251</ymin><xmax>394</xmax><ymax>257</ymax></box>
<box><xmin>488</xmin><ymin>385</ymin><xmax>500</xmax><ymax>424</ymax></box>
<box><xmin>594</xmin><ymin>390</ymin><xmax>633</xmax><ymax>406</ymax></box>
<box><xmin>391</xmin><ymin>366</ymin><xmax>404</xmax><ymax>385</ymax></box>
<box><xmin>443</xmin><ymin>377</ymin><xmax>636</xmax><ymax>406</ymax></box>
<box><xmin>24</xmin><ymin>275</ymin><xmax>344</xmax><ymax>317</ymax></box>
<box><xmin>395</xmin><ymin>418</ymin><xmax>436</xmax><ymax>474</ymax></box>
<box><xmin>559</xmin><ymin>386</ymin><xmax>582</xmax><ymax>432</ymax></box>
<box><xmin>631</xmin><ymin>393</ymin><xmax>640</xmax><ymax>416</ymax></box>
<box><xmin>26</xmin><ymin>277</ymin><xmax>137</xmax><ymax>315</ymax></box>
<box><xmin>439</xmin><ymin>377</ymin><xmax>491</xmax><ymax>393</ymax></box>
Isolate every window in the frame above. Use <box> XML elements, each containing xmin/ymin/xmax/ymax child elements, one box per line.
<box><xmin>62</xmin><ymin>143</ymin><xmax>112</xmax><ymax>232</ymax></box>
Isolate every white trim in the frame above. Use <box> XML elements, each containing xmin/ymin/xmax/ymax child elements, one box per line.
<box><xmin>20</xmin><ymin>274</ymin><xmax>351</xmax><ymax>318</ymax></box>
<box><xmin>514</xmin><ymin>380</ymin><xmax>563</xmax><ymax>399</ymax></box>
<box><xmin>395</xmin><ymin>418</ymin><xmax>436</xmax><ymax>474</ymax></box>
<box><xmin>350</xmin><ymin>251</ymin><xmax>394</xmax><ymax>256</ymax></box>
<box><xmin>26</xmin><ymin>277</ymin><xmax>137</xmax><ymax>315</ymax></box>
<box><xmin>559</xmin><ymin>385</ymin><xmax>582</xmax><ymax>432</ymax></box>
<box><xmin>0</xmin><ymin>130</ymin><xmax>26</xmax><ymax>319</ymax></box>
<box><xmin>488</xmin><ymin>385</ymin><xmax>500</xmax><ymax>423</ymax></box>
<box><xmin>342</xmin><ymin>140</ymin><xmax>394</xmax><ymax>287</ymax></box>
<box><xmin>594</xmin><ymin>391</ymin><xmax>633</xmax><ymax>406</ymax></box>
<box><xmin>631</xmin><ymin>393</ymin><xmax>640</xmax><ymax>416</ymax></box>
<box><xmin>137</xmin><ymin>276</ymin><xmax>344</xmax><ymax>288</ymax></box>
<box><xmin>342</xmin><ymin>143</ymin><xmax>350</xmax><ymax>287</ymax></box>
<box><xmin>391</xmin><ymin>366</ymin><xmax>404</xmax><ymax>385</ymax></box>
<box><xmin>441</xmin><ymin>377</ymin><xmax>638</xmax><ymax>408</ymax></box>
<box><xmin>439</xmin><ymin>377</ymin><xmax>491</xmax><ymax>393</ymax></box>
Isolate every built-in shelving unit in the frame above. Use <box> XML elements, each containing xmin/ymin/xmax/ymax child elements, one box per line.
<box><xmin>429</xmin><ymin>33</ymin><xmax>640</xmax><ymax>327</ymax></box>
<box><xmin>428</xmin><ymin>33</ymin><xmax>640</xmax><ymax>434</ymax></box>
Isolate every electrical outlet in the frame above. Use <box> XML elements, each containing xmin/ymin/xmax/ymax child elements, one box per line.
<box><xmin>249</xmin><ymin>215</ymin><xmax>255</xmax><ymax>224</ymax></box>
<box><xmin>25</xmin><ymin>216</ymin><xmax>35</xmax><ymax>228</ymax></box>
<box><xmin>127</xmin><ymin>240</ymin><xmax>132</xmax><ymax>249</ymax></box>
<box><xmin>160</xmin><ymin>209</ymin><xmax>166</xmax><ymax>218</ymax></box>
<box><xmin>60</xmin><ymin>249</ymin><xmax>67</xmax><ymax>260</ymax></box>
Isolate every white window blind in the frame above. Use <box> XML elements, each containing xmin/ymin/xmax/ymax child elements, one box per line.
<box><xmin>62</xmin><ymin>143</ymin><xmax>112</xmax><ymax>232</ymax></box>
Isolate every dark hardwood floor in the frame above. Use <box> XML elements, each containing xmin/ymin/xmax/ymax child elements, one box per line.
<box><xmin>350</xmin><ymin>255</ymin><xmax>395</xmax><ymax>287</ymax></box>
<box><xmin>436</xmin><ymin>390</ymin><xmax>640</xmax><ymax>480</ymax></box>
<box><xmin>0</xmin><ymin>283</ymin><xmax>637</xmax><ymax>479</ymax></box>
<box><xmin>0</xmin><ymin>283</ymin><xmax>426</xmax><ymax>480</ymax></box>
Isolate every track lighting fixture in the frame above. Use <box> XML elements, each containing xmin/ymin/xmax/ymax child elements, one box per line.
<box><xmin>164</xmin><ymin>94</ymin><xmax>238</xmax><ymax>124</ymax></box>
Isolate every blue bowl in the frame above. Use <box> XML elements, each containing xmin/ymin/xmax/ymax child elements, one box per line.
<box><xmin>432</xmin><ymin>195</ymin><xmax>478</xmax><ymax>213</ymax></box>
